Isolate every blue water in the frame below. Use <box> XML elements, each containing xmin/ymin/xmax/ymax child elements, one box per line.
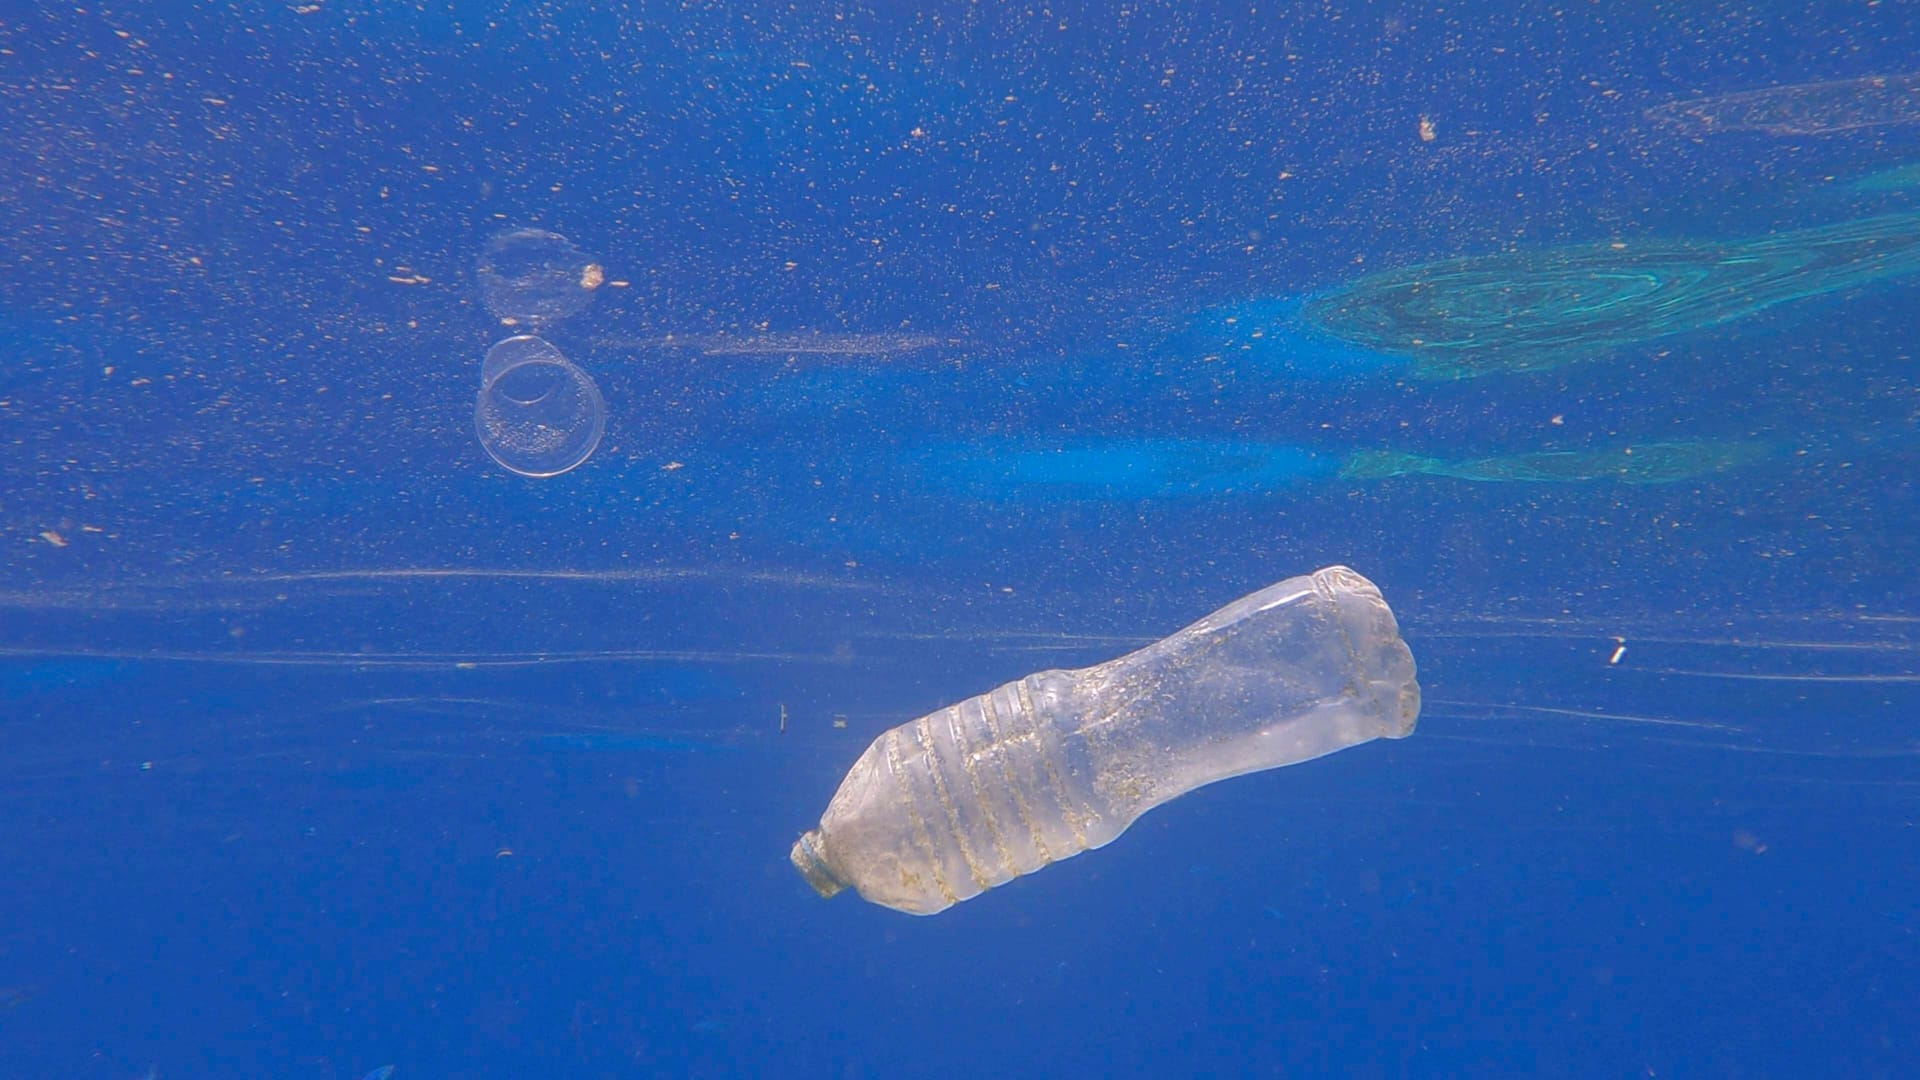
<box><xmin>3</xmin><ymin>4</ymin><xmax>1917</xmax><ymax>1077</ymax></box>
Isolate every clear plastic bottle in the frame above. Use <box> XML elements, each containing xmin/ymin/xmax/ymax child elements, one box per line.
<box><xmin>790</xmin><ymin>565</ymin><xmax>1421</xmax><ymax>915</ymax></box>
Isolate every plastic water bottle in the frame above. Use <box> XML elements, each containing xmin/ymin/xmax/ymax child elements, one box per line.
<box><xmin>790</xmin><ymin>565</ymin><xmax>1421</xmax><ymax>915</ymax></box>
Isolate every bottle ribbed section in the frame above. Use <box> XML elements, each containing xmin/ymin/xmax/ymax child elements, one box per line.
<box><xmin>887</xmin><ymin>674</ymin><xmax>1092</xmax><ymax>904</ymax></box>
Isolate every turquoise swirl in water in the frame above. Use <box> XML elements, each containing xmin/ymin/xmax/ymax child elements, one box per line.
<box><xmin>911</xmin><ymin>438</ymin><xmax>1339</xmax><ymax>501</ymax></box>
<box><xmin>1299</xmin><ymin>211</ymin><xmax>1920</xmax><ymax>378</ymax></box>
<box><xmin>1339</xmin><ymin>440</ymin><xmax>1770</xmax><ymax>484</ymax></box>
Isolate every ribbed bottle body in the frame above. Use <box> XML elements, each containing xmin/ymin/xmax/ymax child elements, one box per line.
<box><xmin>792</xmin><ymin>670</ymin><xmax>1115</xmax><ymax>915</ymax></box>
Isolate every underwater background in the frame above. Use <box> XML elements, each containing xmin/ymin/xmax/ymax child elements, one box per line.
<box><xmin>1</xmin><ymin>2</ymin><xmax>1916</xmax><ymax>1076</ymax></box>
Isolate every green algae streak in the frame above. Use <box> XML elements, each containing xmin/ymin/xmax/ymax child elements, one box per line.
<box><xmin>1339</xmin><ymin>440</ymin><xmax>1768</xmax><ymax>485</ymax></box>
<box><xmin>1302</xmin><ymin>212</ymin><xmax>1920</xmax><ymax>378</ymax></box>
<box><xmin>1849</xmin><ymin>161</ymin><xmax>1920</xmax><ymax>194</ymax></box>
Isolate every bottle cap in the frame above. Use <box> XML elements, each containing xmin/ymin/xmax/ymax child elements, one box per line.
<box><xmin>789</xmin><ymin>830</ymin><xmax>847</xmax><ymax>899</ymax></box>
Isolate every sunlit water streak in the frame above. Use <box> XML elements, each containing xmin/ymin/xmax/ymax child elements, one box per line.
<box><xmin>0</xmin><ymin>646</ymin><xmax>829</xmax><ymax>668</ymax></box>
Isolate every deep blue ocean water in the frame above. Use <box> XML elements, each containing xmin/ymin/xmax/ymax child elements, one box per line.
<box><xmin>2</xmin><ymin>3</ymin><xmax>1917</xmax><ymax>1077</ymax></box>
